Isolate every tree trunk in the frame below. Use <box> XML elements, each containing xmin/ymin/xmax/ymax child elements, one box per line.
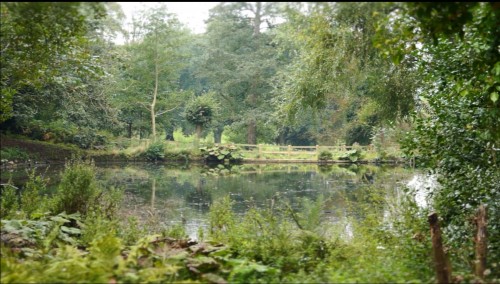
<box><xmin>151</xmin><ymin>178</ymin><xmax>156</xmax><ymax>210</ymax></box>
<box><xmin>247</xmin><ymin>118</ymin><xmax>256</xmax><ymax>145</ymax></box>
<box><xmin>276</xmin><ymin>128</ymin><xmax>286</xmax><ymax>145</ymax></box>
<box><xmin>214</xmin><ymin>125</ymin><xmax>224</xmax><ymax>144</ymax></box>
<box><xmin>151</xmin><ymin>30</ymin><xmax>160</xmax><ymax>141</ymax></box>
<box><xmin>475</xmin><ymin>205</ymin><xmax>487</xmax><ymax>279</ymax></box>
<box><xmin>194</xmin><ymin>124</ymin><xmax>202</xmax><ymax>149</ymax></box>
<box><xmin>165</xmin><ymin>127</ymin><xmax>174</xmax><ymax>141</ymax></box>
<box><xmin>127</xmin><ymin>122</ymin><xmax>133</xmax><ymax>138</ymax></box>
<box><xmin>428</xmin><ymin>213</ymin><xmax>451</xmax><ymax>284</ymax></box>
<box><xmin>245</xmin><ymin>3</ymin><xmax>262</xmax><ymax>146</ymax></box>
<box><xmin>253</xmin><ymin>2</ymin><xmax>261</xmax><ymax>36</ymax></box>
<box><xmin>151</xmin><ymin>62</ymin><xmax>158</xmax><ymax>141</ymax></box>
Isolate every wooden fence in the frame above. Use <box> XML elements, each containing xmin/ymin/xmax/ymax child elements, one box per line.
<box><xmin>118</xmin><ymin>138</ymin><xmax>401</xmax><ymax>159</ymax></box>
<box><xmin>429</xmin><ymin>205</ymin><xmax>489</xmax><ymax>283</ymax></box>
<box><xmin>119</xmin><ymin>138</ymin><xmax>399</xmax><ymax>159</ymax></box>
<box><xmin>233</xmin><ymin>143</ymin><xmax>377</xmax><ymax>155</ymax></box>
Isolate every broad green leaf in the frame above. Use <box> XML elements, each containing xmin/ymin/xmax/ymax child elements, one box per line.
<box><xmin>61</xmin><ymin>226</ymin><xmax>81</xmax><ymax>235</ymax></box>
<box><xmin>50</xmin><ymin>216</ymin><xmax>70</xmax><ymax>223</ymax></box>
<box><xmin>490</xmin><ymin>92</ymin><xmax>498</xmax><ymax>103</ymax></box>
<box><xmin>494</xmin><ymin>62</ymin><xmax>500</xmax><ymax>76</ymax></box>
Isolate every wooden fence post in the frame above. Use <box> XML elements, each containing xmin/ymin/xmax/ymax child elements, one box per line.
<box><xmin>316</xmin><ymin>145</ymin><xmax>319</xmax><ymax>155</ymax></box>
<box><xmin>428</xmin><ymin>212</ymin><xmax>451</xmax><ymax>284</ymax></box>
<box><xmin>475</xmin><ymin>204</ymin><xmax>487</xmax><ymax>279</ymax></box>
<box><xmin>258</xmin><ymin>144</ymin><xmax>262</xmax><ymax>158</ymax></box>
<box><xmin>288</xmin><ymin>145</ymin><xmax>292</xmax><ymax>158</ymax></box>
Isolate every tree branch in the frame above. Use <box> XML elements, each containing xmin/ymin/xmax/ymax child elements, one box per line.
<box><xmin>155</xmin><ymin>102</ymin><xmax>182</xmax><ymax>117</ymax></box>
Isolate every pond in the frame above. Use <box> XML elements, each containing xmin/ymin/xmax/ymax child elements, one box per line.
<box><xmin>1</xmin><ymin>162</ymin><xmax>423</xmax><ymax>240</ymax></box>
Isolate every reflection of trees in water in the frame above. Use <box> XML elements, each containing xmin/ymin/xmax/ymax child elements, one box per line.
<box><xmin>81</xmin><ymin>163</ymin><xmax>417</xmax><ymax>227</ymax></box>
<box><xmin>185</xmin><ymin>178</ymin><xmax>212</xmax><ymax>213</ymax></box>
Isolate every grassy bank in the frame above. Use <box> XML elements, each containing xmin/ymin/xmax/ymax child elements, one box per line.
<box><xmin>1</xmin><ymin>134</ymin><xmax>406</xmax><ymax>168</ymax></box>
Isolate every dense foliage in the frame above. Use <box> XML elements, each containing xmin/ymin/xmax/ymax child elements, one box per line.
<box><xmin>380</xmin><ymin>2</ymin><xmax>500</xmax><ymax>271</ymax></box>
<box><xmin>1</xmin><ymin>1</ymin><xmax>499</xmax><ymax>282</ymax></box>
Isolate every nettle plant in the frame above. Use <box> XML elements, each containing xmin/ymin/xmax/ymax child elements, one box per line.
<box><xmin>199</xmin><ymin>145</ymin><xmax>243</xmax><ymax>164</ymax></box>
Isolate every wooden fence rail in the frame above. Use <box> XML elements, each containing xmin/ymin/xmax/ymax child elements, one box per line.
<box><xmin>230</xmin><ymin>143</ymin><xmax>384</xmax><ymax>156</ymax></box>
<box><xmin>125</xmin><ymin>139</ymin><xmax>401</xmax><ymax>158</ymax></box>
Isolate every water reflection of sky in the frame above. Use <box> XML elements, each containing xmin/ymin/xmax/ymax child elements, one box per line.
<box><xmin>406</xmin><ymin>173</ymin><xmax>439</xmax><ymax>208</ymax></box>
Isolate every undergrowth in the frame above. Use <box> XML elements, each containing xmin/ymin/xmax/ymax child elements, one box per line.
<box><xmin>2</xmin><ymin>161</ymin><xmax>493</xmax><ymax>283</ymax></box>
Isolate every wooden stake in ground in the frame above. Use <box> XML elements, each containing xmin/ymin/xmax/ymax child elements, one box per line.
<box><xmin>428</xmin><ymin>212</ymin><xmax>451</xmax><ymax>284</ymax></box>
<box><xmin>474</xmin><ymin>204</ymin><xmax>487</xmax><ymax>279</ymax></box>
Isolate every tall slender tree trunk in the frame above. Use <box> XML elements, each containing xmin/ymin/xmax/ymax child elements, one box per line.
<box><xmin>151</xmin><ymin>178</ymin><xmax>156</xmax><ymax>210</ymax></box>
<box><xmin>253</xmin><ymin>2</ymin><xmax>261</xmax><ymax>36</ymax></box>
<box><xmin>247</xmin><ymin>118</ymin><xmax>257</xmax><ymax>145</ymax></box>
<box><xmin>246</xmin><ymin>91</ymin><xmax>257</xmax><ymax>144</ymax></box>
<box><xmin>276</xmin><ymin>128</ymin><xmax>286</xmax><ymax>145</ymax></box>
<box><xmin>214</xmin><ymin>125</ymin><xmax>224</xmax><ymax>144</ymax></box>
<box><xmin>151</xmin><ymin>59</ymin><xmax>158</xmax><ymax>141</ymax></box>
<box><xmin>127</xmin><ymin>122</ymin><xmax>133</xmax><ymax>138</ymax></box>
<box><xmin>194</xmin><ymin>124</ymin><xmax>202</xmax><ymax>149</ymax></box>
<box><xmin>246</xmin><ymin>3</ymin><xmax>261</xmax><ymax>146</ymax></box>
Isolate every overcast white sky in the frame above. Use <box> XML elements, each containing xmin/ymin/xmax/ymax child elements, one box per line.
<box><xmin>118</xmin><ymin>2</ymin><xmax>219</xmax><ymax>34</ymax></box>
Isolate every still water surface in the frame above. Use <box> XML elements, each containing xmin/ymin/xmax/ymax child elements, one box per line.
<box><xmin>2</xmin><ymin>162</ymin><xmax>422</xmax><ymax>239</ymax></box>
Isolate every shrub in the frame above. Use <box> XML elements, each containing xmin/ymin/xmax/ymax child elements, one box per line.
<box><xmin>318</xmin><ymin>150</ymin><xmax>333</xmax><ymax>161</ymax></box>
<box><xmin>72</xmin><ymin>129</ymin><xmax>108</xmax><ymax>150</ymax></box>
<box><xmin>50</xmin><ymin>159</ymin><xmax>99</xmax><ymax>216</ymax></box>
<box><xmin>20</xmin><ymin>169</ymin><xmax>50</xmax><ymax>218</ymax></box>
<box><xmin>50</xmin><ymin>158</ymin><xmax>121</xmax><ymax>218</ymax></box>
<box><xmin>164</xmin><ymin>149</ymin><xmax>191</xmax><ymax>162</ymax></box>
<box><xmin>143</xmin><ymin>142</ymin><xmax>165</xmax><ymax>161</ymax></box>
<box><xmin>0</xmin><ymin>183</ymin><xmax>18</xmax><ymax>218</ymax></box>
<box><xmin>0</xmin><ymin>147</ymin><xmax>30</xmax><ymax>161</ymax></box>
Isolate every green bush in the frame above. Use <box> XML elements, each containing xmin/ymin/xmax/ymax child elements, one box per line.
<box><xmin>50</xmin><ymin>158</ymin><xmax>121</xmax><ymax>218</ymax></box>
<box><xmin>164</xmin><ymin>149</ymin><xmax>191</xmax><ymax>161</ymax></box>
<box><xmin>72</xmin><ymin>129</ymin><xmax>108</xmax><ymax>149</ymax></box>
<box><xmin>17</xmin><ymin>120</ymin><xmax>109</xmax><ymax>149</ymax></box>
<box><xmin>20</xmin><ymin>169</ymin><xmax>50</xmax><ymax>218</ymax></box>
<box><xmin>318</xmin><ymin>150</ymin><xmax>333</xmax><ymax>161</ymax></box>
<box><xmin>143</xmin><ymin>142</ymin><xmax>165</xmax><ymax>161</ymax></box>
<box><xmin>0</xmin><ymin>147</ymin><xmax>30</xmax><ymax>161</ymax></box>
<box><xmin>50</xmin><ymin>159</ymin><xmax>99</xmax><ymax>216</ymax></box>
<box><xmin>0</xmin><ymin>183</ymin><xmax>18</xmax><ymax>218</ymax></box>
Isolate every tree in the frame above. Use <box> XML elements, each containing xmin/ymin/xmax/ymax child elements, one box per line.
<box><xmin>380</xmin><ymin>2</ymin><xmax>500</xmax><ymax>272</ymax></box>
<box><xmin>115</xmin><ymin>5</ymin><xmax>189</xmax><ymax>141</ymax></box>
<box><xmin>274</xmin><ymin>2</ymin><xmax>417</xmax><ymax>145</ymax></box>
<box><xmin>0</xmin><ymin>2</ymin><xmax>108</xmax><ymax>124</ymax></box>
<box><xmin>201</xmin><ymin>2</ymin><xmax>282</xmax><ymax>144</ymax></box>
<box><xmin>184</xmin><ymin>93</ymin><xmax>219</xmax><ymax>148</ymax></box>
